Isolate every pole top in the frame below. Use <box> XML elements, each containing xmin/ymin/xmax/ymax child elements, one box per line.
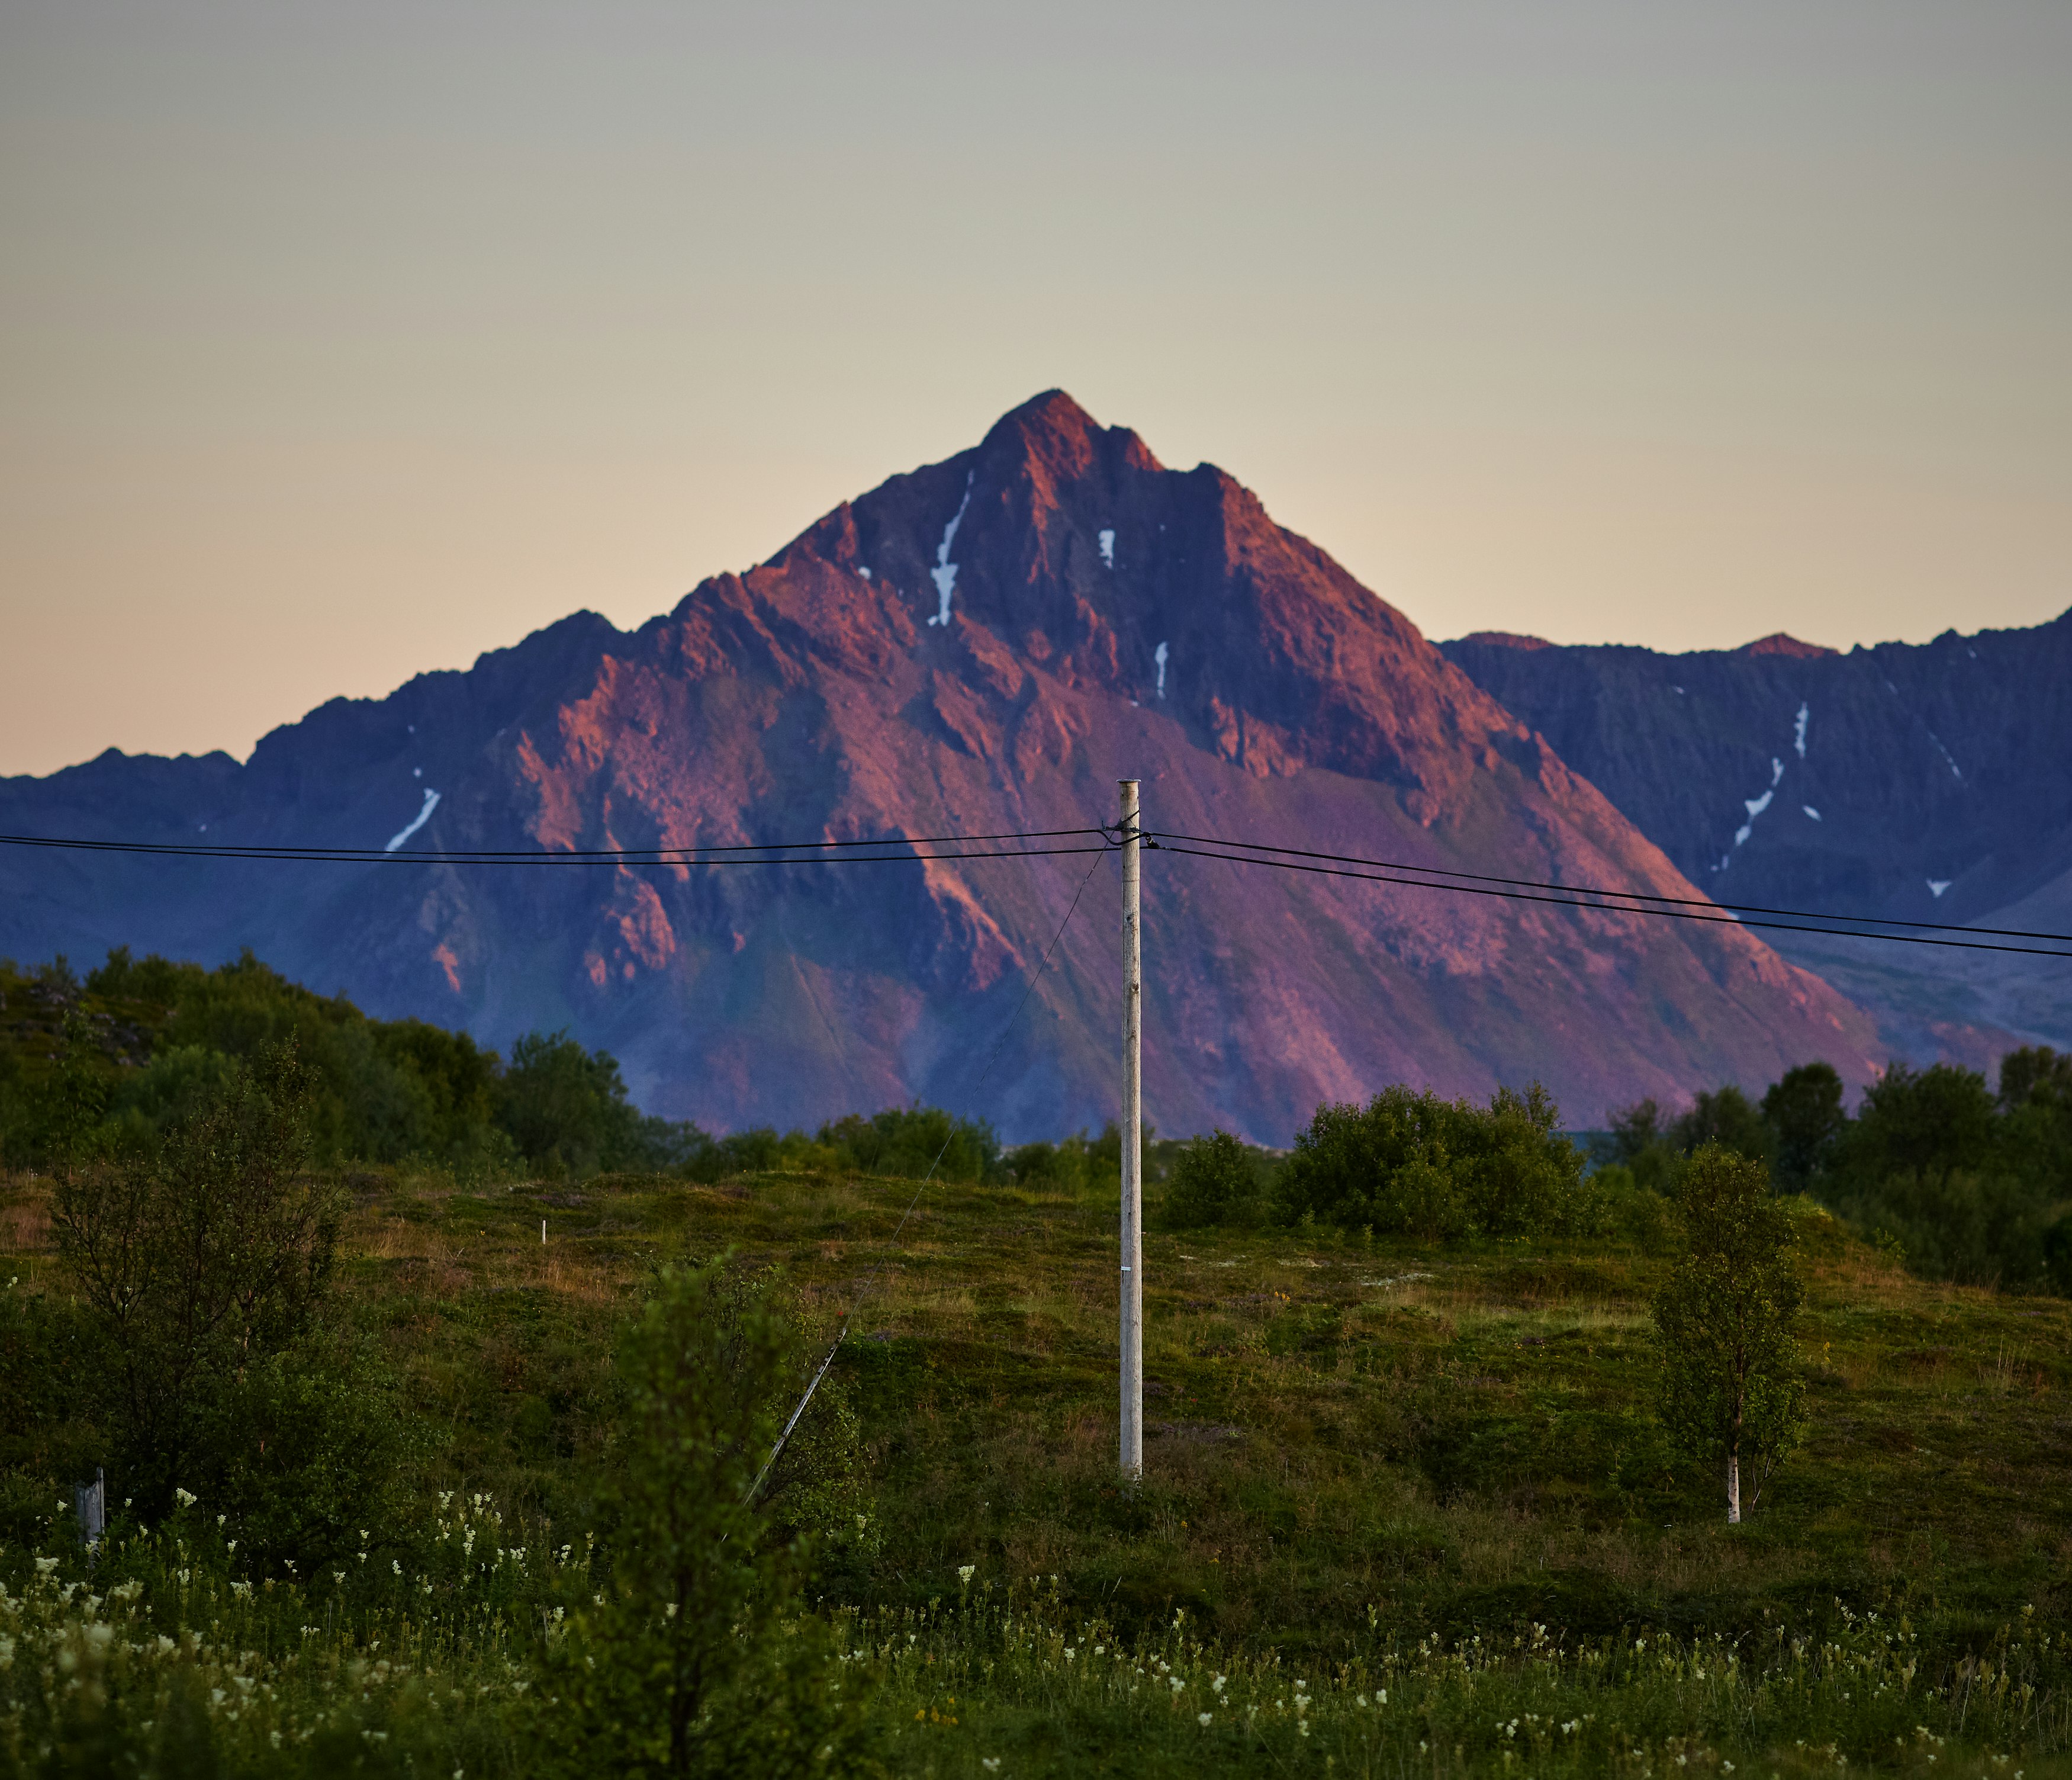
<box><xmin>1118</xmin><ymin>777</ymin><xmax>1140</xmax><ymax>789</ymax></box>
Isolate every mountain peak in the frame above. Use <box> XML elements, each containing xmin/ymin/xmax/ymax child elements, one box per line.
<box><xmin>2</xmin><ymin>396</ymin><xmax>1893</xmax><ymax>1140</ymax></box>
<box><xmin>977</xmin><ymin>388</ymin><xmax>1163</xmax><ymax>484</ymax></box>
<box><xmin>1454</xmin><ymin>631</ymin><xmax>1555</xmax><ymax>651</ymax></box>
<box><xmin>1739</xmin><ymin>632</ymin><xmax>1836</xmax><ymax>658</ymax></box>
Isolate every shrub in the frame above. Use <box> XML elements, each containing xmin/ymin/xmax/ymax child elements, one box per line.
<box><xmin>1160</xmin><ymin>1130</ymin><xmax>1263</xmax><ymax>1229</ymax></box>
<box><xmin>817</xmin><ymin>1104</ymin><xmax>998</xmax><ymax>1183</ymax></box>
<box><xmin>50</xmin><ymin>1042</ymin><xmax>344</xmax><ymax>1518</ymax></box>
<box><xmin>541</xmin><ymin>1260</ymin><xmax>880</xmax><ymax>1776</ymax></box>
<box><xmin>1828</xmin><ymin>1165</ymin><xmax>2054</xmax><ymax>1288</ymax></box>
<box><xmin>1276</xmin><ymin>1082</ymin><xmax>1595</xmax><ymax>1240</ymax></box>
<box><xmin>1001</xmin><ymin>1137</ymin><xmax>1089</xmax><ymax>1191</ymax></box>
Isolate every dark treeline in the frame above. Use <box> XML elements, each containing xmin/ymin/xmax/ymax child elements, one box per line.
<box><xmin>1160</xmin><ymin>1058</ymin><xmax>2072</xmax><ymax>1296</ymax></box>
<box><xmin>0</xmin><ymin>949</ymin><xmax>696</xmax><ymax>1180</ymax></box>
<box><xmin>7</xmin><ymin>946</ymin><xmax>2067</xmax><ymax>1289</ymax></box>
<box><xmin>0</xmin><ymin>948</ymin><xmax>1079</xmax><ymax>1189</ymax></box>
<box><xmin>1600</xmin><ymin>1055</ymin><xmax>2072</xmax><ymax>1291</ymax></box>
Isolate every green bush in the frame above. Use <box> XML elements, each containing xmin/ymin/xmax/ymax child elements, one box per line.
<box><xmin>1160</xmin><ymin>1130</ymin><xmax>1263</xmax><ymax>1229</ymax></box>
<box><xmin>1276</xmin><ymin>1082</ymin><xmax>1598</xmax><ymax>1240</ymax></box>
<box><xmin>1001</xmin><ymin>1136</ymin><xmax>1090</xmax><ymax>1190</ymax></box>
<box><xmin>815</xmin><ymin>1103</ymin><xmax>999</xmax><ymax>1183</ymax></box>
<box><xmin>50</xmin><ymin>1042</ymin><xmax>346</xmax><ymax>1519</ymax></box>
<box><xmin>1829</xmin><ymin>1165</ymin><xmax>2055</xmax><ymax>1287</ymax></box>
<box><xmin>542</xmin><ymin>1260</ymin><xmax>881</xmax><ymax>1776</ymax></box>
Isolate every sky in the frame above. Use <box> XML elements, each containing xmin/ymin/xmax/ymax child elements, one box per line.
<box><xmin>2</xmin><ymin>1</ymin><xmax>2067</xmax><ymax>776</ymax></box>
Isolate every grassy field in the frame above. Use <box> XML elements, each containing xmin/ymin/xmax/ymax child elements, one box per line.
<box><xmin>4</xmin><ymin>1162</ymin><xmax>2070</xmax><ymax>1775</ymax></box>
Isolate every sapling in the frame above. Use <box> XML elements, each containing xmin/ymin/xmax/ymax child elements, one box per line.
<box><xmin>541</xmin><ymin>1257</ymin><xmax>879</xmax><ymax>1776</ymax></box>
<box><xmin>1652</xmin><ymin>1143</ymin><xmax>1806</xmax><ymax>1522</ymax></box>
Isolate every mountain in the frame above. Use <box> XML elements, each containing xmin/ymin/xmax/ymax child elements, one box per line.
<box><xmin>0</xmin><ymin>392</ymin><xmax>1883</xmax><ymax>1140</ymax></box>
<box><xmin>1440</xmin><ymin>621</ymin><xmax>2072</xmax><ymax>1065</ymax></box>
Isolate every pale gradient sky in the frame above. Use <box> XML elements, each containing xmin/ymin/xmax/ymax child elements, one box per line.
<box><xmin>2</xmin><ymin>1</ymin><xmax>2067</xmax><ymax>776</ymax></box>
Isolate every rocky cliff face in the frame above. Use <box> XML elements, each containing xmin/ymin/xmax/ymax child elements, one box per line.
<box><xmin>1440</xmin><ymin>620</ymin><xmax>2072</xmax><ymax>1062</ymax></box>
<box><xmin>0</xmin><ymin>393</ymin><xmax>1883</xmax><ymax>1137</ymax></box>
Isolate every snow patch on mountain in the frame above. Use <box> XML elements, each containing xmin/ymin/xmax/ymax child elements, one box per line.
<box><xmin>1098</xmin><ymin>528</ymin><xmax>1115</xmax><ymax>568</ymax></box>
<box><xmin>1735</xmin><ymin>788</ymin><xmax>1775</xmax><ymax>847</ymax></box>
<box><xmin>927</xmin><ymin>474</ymin><xmax>974</xmax><ymax>627</ymax></box>
<box><xmin>1154</xmin><ymin>640</ymin><xmax>1169</xmax><ymax>698</ymax></box>
<box><xmin>385</xmin><ymin>788</ymin><xmax>440</xmax><ymax>852</ymax></box>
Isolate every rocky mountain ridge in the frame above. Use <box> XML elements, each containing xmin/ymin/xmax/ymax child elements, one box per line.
<box><xmin>1</xmin><ymin>392</ymin><xmax>1884</xmax><ymax>1138</ymax></box>
<box><xmin>1440</xmin><ymin>619</ymin><xmax>2072</xmax><ymax>1062</ymax></box>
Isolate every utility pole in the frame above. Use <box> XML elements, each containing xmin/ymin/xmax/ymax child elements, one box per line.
<box><xmin>1119</xmin><ymin>777</ymin><xmax>1143</xmax><ymax>1480</ymax></box>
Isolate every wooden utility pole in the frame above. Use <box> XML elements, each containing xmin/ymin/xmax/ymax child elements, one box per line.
<box><xmin>1119</xmin><ymin>777</ymin><xmax>1143</xmax><ymax>1480</ymax></box>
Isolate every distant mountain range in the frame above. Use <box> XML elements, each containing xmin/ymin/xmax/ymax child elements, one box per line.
<box><xmin>10</xmin><ymin>389</ymin><xmax>2032</xmax><ymax>1143</ymax></box>
<box><xmin>1440</xmin><ymin>620</ymin><xmax>2072</xmax><ymax>1067</ymax></box>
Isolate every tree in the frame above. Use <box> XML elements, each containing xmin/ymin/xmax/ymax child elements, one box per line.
<box><xmin>1606</xmin><ymin>1098</ymin><xmax>1664</xmax><ymax>1164</ymax></box>
<box><xmin>1671</xmin><ymin>1085</ymin><xmax>1775</xmax><ymax>1169</ymax></box>
<box><xmin>1601</xmin><ymin>1097</ymin><xmax>1678</xmax><ymax>1190</ymax></box>
<box><xmin>1652</xmin><ymin>1144</ymin><xmax>1806</xmax><ymax>1524</ymax></box>
<box><xmin>1761</xmin><ymin>1062</ymin><xmax>1848</xmax><ymax>1190</ymax></box>
<box><xmin>499</xmin><ymin>1029</ymin><xmax>700</xmax><ymax>1176</ymax></box>
<box><xmin>1162</xmin><ymin>1130</ymin><xmax>1263</xmax><ymax>1229</ymax></box>
<box><xmin>543</xmin><ymin>1261</ymin><xmax>879</xmax><ymax>1776</ymax></box>
<box><xmin>50</xmin><ymin>1042</ymin><xmax>343</xmax><ymax>1516</ymax></box>
<box><xmin>1845</xmin><ymin>1061</ymin><xmax>1997</xmax><ymax>1187</ymax></box>
<box><xmin>1998</xmin><ymin>1045</ymin><xmax>2072</xmax><ymax>1114</ymax></box>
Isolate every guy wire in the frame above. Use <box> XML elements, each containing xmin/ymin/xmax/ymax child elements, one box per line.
<box><xmin>746</xmin><ymin>837</ymin><xmax>1118</xmax><ymax>1505</ymax></box>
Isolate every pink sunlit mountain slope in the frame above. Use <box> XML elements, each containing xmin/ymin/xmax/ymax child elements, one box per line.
<box><xmin>0</xmin><ymin>393</ymin><xmax>1883</xmax><ymax>1139</ymax></box>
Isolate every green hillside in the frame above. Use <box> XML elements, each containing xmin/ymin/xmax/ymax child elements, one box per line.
<box><xmin>2</xmin><ymin>947</ymin><xmax>2070</xmax><ymax>1775</ymax></box>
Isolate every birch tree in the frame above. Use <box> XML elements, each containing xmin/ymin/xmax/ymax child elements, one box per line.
<box><xmin>1652</xmin><ymin>1143</ymin><xmax>1806</xmax><ymax>1523</ymax></box>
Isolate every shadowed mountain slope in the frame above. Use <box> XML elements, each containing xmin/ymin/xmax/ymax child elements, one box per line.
<box><xmin>1440</xmin><ymin>621</ymin><xmax>2072</xmax><ymax>1064</ymax></box>
<box><xmin>0</xmin><ymin>393</ymin><xmax>1882</xmax><ymax>1138</ymax></box>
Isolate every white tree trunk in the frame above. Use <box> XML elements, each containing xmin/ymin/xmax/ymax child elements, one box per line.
<box><xmin>1726</xmin><ymin>1450</ymin><xmax>1741</xmax><ymax>1524</ymax></box>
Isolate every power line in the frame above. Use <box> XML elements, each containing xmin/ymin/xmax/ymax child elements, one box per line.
<box><xmin>1156</xmin><ymin>840</ymin><xmax>2072</xmax><ymax>959</ymax></box>
<box><xmin>1145</xmin><ymin>827</ymin><xmax>2072</xmax><ymax>946</ymax></box>
<box><xmin>0</xmin><ymin>829</ymin><xmax>1109</xmax><ymax>867</ymax></box>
